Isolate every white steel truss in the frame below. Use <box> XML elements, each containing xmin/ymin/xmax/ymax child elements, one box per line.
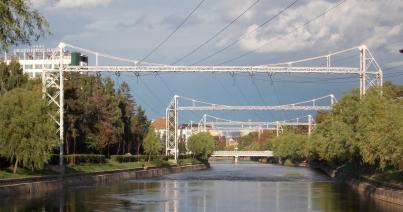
<box><xmin>42</xmin><ymin>42</ymin><xmax>381</xmax><ymax>165</ymax></box>
<box><xmin>165</xmin><ymin>95</ymin><xmax>333</xmax><ymax>160</ymax></box>
<box><xmin>196</xmin><ymin>114</ymin><xmax>315</xmax><ymax>136</ymax></box>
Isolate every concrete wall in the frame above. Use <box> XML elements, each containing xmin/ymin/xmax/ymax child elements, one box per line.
<box><xmin>0</xmin><ymin>164</ymin><xmax>209</xmax><ymax>198</ymax></box>
<box><xmin>314</xmin><ymin>164</ymin><xmax>403</xmax><ymax>206</ymax></box>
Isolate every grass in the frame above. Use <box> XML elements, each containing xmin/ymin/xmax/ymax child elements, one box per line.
<box><xmin>283</xmin><ymin>172</ymin><xmax>304</xmax><ymax>177</ymax></box>
<box><xmin>0</xmin><ymin>168</ymin><xmax>57</xmax><ymax>179</ymax></box>
<box><xmin>0</xmin><ymin>157</ymin><xmax>203</xmax><ymax>179</ymax></box>
<box><xmin>178</xmin><ymin>158</ymin><xmax>201</xmax><ymax>165</ymax></box>
<box><xmin>65</xmin><ymin>160</ymin><xmax>148</xmax><ymax>173</ymax></box>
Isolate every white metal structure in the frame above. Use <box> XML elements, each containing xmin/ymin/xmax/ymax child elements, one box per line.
<box><xmin>41</xmin><ymin>42</ymin><xmax>381</xmax><ymax>165</ymax></box>
<box><xmin>196</xmin><ymin>114</ymin><xmax>316</xmax><ymax>136</ymax></box>
<box><xmin>165</xmin><ymin>95</ymin><xmax>331</xmax><ymax>160</ymax></box>
<box><xmin>212</xmin><ymin>150</ymin><xmax>273</xmax><ymax>157</ymax></box>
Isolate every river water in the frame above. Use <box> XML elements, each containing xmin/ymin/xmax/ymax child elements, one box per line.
<box><xmin>1</xmin><ymin>160</ymin><xmax>402</xmax><ymax>212</ymax></box>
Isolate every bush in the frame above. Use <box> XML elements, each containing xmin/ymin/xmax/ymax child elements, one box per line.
<box><xmin>111</xmin><ymin>155</ymin><xmax>144</xmax><ymax>163</ymax></box>
<box><xmin>111</xmin><ymin>155</ymin><xmax>168</xmax><ymax>163</ymax></box>
<box><xmin>64</xmin><ymin>154</ymin><xmax>106</xmax><ymax>165</ymax></box>
<box><xmin>284</xmin><ymin>159</ymin><xmax>295</xmax><ymax>166</ymax></box>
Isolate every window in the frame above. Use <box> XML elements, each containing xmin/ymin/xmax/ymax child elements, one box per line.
<box><xmin>35</xmin><ymin>64</ymin><xmax>43</xmax><ymax>69</ymax></box>
<box><xmin>25</xmin><ymin>64</ymin><xmax>33</xmax><ymax>69</ymax></box>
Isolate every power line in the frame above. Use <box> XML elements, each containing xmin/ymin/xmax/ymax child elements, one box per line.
<box><xmin>251</xmin><ymin>78</ymin><xmax>275</xmax><ymax>120</ymax></box>
<box><xmin>218</xmin><ymin>0</ymin><xmax>347</xmax><ymax>65</ymax></box>
<box><xmin>171</xmin><ymin>0</ymin><xmax>260</xmax><ymax>65</ymax></box>
<box><xmin>156</xmin><ymin>73</ymin><xmax>175</xmax><ymax>96</ymax></box>
<box><xmin>139</xmin><ymin>0</ymin><xmax>206</xmax><ymax>63</ymax></box>
<box><xmin>232</xmin><ymin>77</ymin><xmax>262</xmax><ymax>120</ymax></box>
<box><xmin>268</xmin><ymin>76</ymin><xmax>289</xmax><ymax>119</ymax></box>
<box><xmin>138</xmin><ymin>76</ymin><xmax>166</xmax><ymax>106</ymax></box>
<box><xmin>190</xmin><ymin>0</ymin><xmax>299</xmax><ymax>65</ymax></box>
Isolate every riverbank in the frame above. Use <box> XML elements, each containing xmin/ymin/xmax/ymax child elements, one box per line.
<box><xmin>0</xmin><ymin>163</ymin><xmax>209</xmax><ymax>198</ymax></box>
<box><xmin>314</xmin><ymin>164</ymin><xmax>403</xmax><ymax>206</ymax></box>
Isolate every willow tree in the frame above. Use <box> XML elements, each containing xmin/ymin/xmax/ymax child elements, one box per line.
<box><xmin>143</xmin><ymin>128</ymin><xmax>161</xmax><ymax>164</ymax></box>
<box><xmin>0</xmin><ymin>0</ymin><xmax>50</xmax><ymax>50</ymax></box>
<box><xmin>0</xmin><ymin>86</ymin><xmax>56</xmax><ymax>173</ymax></box>
<box><xmin>187</xmin><ymin>132</ymin><xmax>215</xmax><ymax>160</ymax></box>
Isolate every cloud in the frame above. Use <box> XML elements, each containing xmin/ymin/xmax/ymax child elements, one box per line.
<box><xmin>159</xmin><ymin>13</ymin><xmax>203</xmax><ymax>30</ymax></box>
<box><xmin>31</xmin><ymin>0</ymin><xmax>111</xmax><ymax>9</ymax></box>
<box><xmin>237</xmin><ymin>0</ymin><xmax>403</xmax><ymax>53</ymax></box>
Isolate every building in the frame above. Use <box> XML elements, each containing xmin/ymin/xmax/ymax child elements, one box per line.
<box><xmin>151</xmin><ymin>117</ymin><xmax>166</xmax><ymax>140</ymax></box>
<box><xmin>0</xmin><ymin>45</ymin><xmax>88</xmax><ymax>78</ymax></box>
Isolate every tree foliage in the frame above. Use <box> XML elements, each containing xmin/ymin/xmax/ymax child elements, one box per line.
<box><xmin>0</xmin><ymin>0</ymin><xmax>50</xmax><ymax>50</ymax></box>
<box><xmin>0</xmin><ymin>60</ymin><xmax>27</xmax><ymax>94</ymax></box>
<box><xmin>271</xmin><ymin>131</ymin><xmax>308</xmax><ymax>162</ymax></box>
<box><xmin>310</xmin><ymin>83</ymin><xmax>403</xmax><ymax>170</ymax></box>
<box><xmin>143</xmin><ymin>128</ymin><xmax>161</xmax><ymax>163</ymax></box>
<box><xmin>0</xmin><ymin>86</ymin><xmax>56</xmax><ymax>173</ymax></box>
<box><xmin>187</xmin><ymin>132</ymin><xmax>215</xmax><ymax>160</ymax></box>
<box><xmin>64</xmin><ymin>73</ymin><xmax>150</xmax><ymax>156</ymax></box>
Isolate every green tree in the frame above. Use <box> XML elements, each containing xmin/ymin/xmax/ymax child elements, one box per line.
<box><xmin>178</xmin><ymin>141</ymin><xmax>187</xmax><ymax>155</ymax></box>
<box><xmin>143</xmin><ymin>128</ymin><xmax>161</xmax><ymax>163</ymax></box>
<box><xmin>0</xmin><ymin>0</ymin><xmax>50</xmax><ymax>50</ymax></box>
<box><xmin>187</xmin><ymin>132</ymin><xmax>214</xmax><ymax>160</ymax></box>
<box><xmin>118</xmin><ymin>81</ymin><xmax>136</xmax><ymax>154</ymax></box>
<box><xmin>131</xmin><ymin>106</ymin><xmax>150</xmax><ymax>154</ymax></box>
<box><xmin>310</xmin><ymin>83</ymin><xmax>403</xmax><ymax>171</ymax></box>
<box><xmin>310</xmin><ymin>119</ymin><xmax>353</xmax><ymax>164</ymax></box>
<box><xmin>0</xmin><ymin>86</ymin><xmax>56</xmax><ymax>173</ymax></box>
<box><xmin>0</xmin><ymin>60</ymin><xmax>28</xmax><ymax>94</ymax></box>
<box><xmin>355</xmin><ymin>89</ymin><xmax>403</xmax><ymax>170</ymax></box>
<box><xmin>271</xmin><ymin>131</ymin><xmax>308</xmax><ymax>162</ymax></box>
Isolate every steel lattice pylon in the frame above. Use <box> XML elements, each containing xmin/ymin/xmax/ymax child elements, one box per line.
<box><xmin>165</xmin><ymin>95</ymin><xmax>178</xmax><ymax>159</ymax></box>
<box><xmin>42</xmin><ymin>43</ymin><xmax>65</xmax><ymax>166</ymax></box>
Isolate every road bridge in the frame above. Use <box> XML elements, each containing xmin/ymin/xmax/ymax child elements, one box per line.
<box><xmin>211</xmin><ymin>150</ymin><xmax>273</xmax><ymax>163</ymax></box>
<box><xmin>212</xmin><ymin>150</ymin><xmax>273</xmax><ymax>157</ymax></box>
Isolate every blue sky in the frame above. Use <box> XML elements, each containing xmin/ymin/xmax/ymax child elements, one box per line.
<box><xmin>29</xmin><ymin>0</ymin><xmax>403</xmax><ymax>123</ymax></box>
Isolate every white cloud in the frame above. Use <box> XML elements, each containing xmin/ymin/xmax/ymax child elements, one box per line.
<box><xmin>237</xmin><ymin>0</ymin><xmax>403</xmax><ymax>53</ymax></box>
<box><xmin>31</xmin><ymin>0</ymin><xmax>111</xmax><ymax>9</ymax></box>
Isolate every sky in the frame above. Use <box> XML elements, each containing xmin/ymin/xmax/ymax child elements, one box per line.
<box><xmin>28</xmin><ymin>0</ymin><xmax>403</xmax><ymax>123</ymax></box>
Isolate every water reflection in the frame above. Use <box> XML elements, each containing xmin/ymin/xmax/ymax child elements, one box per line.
<box><xmin>0</xmin><ymin>161</ymin><xmax>401</xmax><ymax>212</ymax></box>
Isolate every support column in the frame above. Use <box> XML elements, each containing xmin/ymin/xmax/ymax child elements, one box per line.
<box><xmin>203</xmin><ymin>114</ymin><xmax>207</xmax><ymax>132</ymax></box>
<box><xmin>359</xmin><ymin>46</ymin><xmax>366</xmax><ymax>96</ymax></box>
<box><xmin>276</xmin><ymin>121</ymin><xmax>279</xmax><ymax>137</ymax></box>
<box><xmin>41</xmin><ymin>70</ymin><xmax>46</xmax><ymax>99</ymax></box>
<box><xmin>165</xmin><ymin>108</ymin><xmax>169</xmax><ymax>156</ymax></box>
<box><xmin>174</xmin><ymin>95</ymin><xmax>178</xmax><ymax>163</ymax></box>
<box><xmin>58</xmin><ymin>43</ymin><xmax>65</xmax><ymax>167</ymax></box>
<box><xmin>308</xmin><ymin>115</ymin><xmax>312</xmax><ymax>136</ymax></box>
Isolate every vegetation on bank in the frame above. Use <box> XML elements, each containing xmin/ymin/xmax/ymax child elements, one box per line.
<box><xmin>264</xmin><ymin>82</ymin><xmax>403</xmax><ymax>184</ymax></box>
<box><xmin>0</xmin><ymin>61</ymin><xmax>160</xmax><ymax>175</ymax></box>
<box><xmin>0</xmin><ymin>155</ymin><xmax>203</xmax><ymax>179</ymax></box>
<box><xmin>187</xmin><ymin>132</ymin><xmax>215</xmax><ymax>160</ymax></box>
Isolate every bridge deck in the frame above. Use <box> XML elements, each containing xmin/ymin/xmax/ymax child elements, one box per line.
<box><xmin>212</xmin><ymin>151</ymin><xmax>273</xmax><ymax>157</ymax></box>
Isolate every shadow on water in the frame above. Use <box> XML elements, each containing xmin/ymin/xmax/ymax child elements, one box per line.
<box><xmin>0</xmin><ymin>160</ymin><xmax>401</xmax><ymax>212</ymax></box>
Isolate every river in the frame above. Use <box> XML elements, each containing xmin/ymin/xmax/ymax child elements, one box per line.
<box><xmin>1</xmin><ymin>160</ymin><xmax>401</xmax><ymax>211</ymax></box>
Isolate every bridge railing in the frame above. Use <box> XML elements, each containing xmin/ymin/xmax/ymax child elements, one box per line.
<box><xmin>212</xmin><ymin>150</ymin><xmax>273</xmax><ymax>157</ymax></box>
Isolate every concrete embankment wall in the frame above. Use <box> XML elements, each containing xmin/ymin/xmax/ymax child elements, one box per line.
<box><xmin>315</xmin><ymin>165</ymin><xmax>403</xmax><ymax>206</ymax></box>
<box><xmin>0</xmin><ymin>164</ymin><xmax>209</xmax><ymax>197</ymax></box>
